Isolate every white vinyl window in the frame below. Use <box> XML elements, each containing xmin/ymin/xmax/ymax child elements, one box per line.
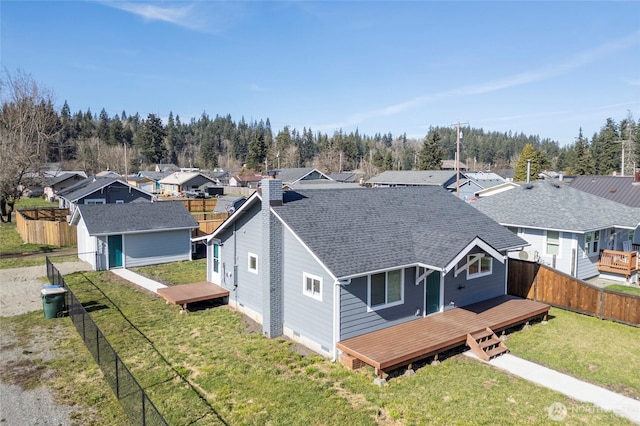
<box><xmin>584</xmin><ymin>231</ymin><xmax>600</xmax><ymax>255</ymax></box>
<box><xmin>467</xmin><ymin>255</ymin><xmax>492</xmax><ymax>279</ymax></box>
<box><xmin>368</xmin><ymin>269</ymin><xmax>403</xmax><ymax>310</ymax></box>
<box><xmin>303</xmin><ymin>273</ymin><xmax>322</xmax><ymax>301</ymax></box>
<box><xmin>248</xmin><ymin>252</ymin><xmax>258</xmax><ymax>274</ymax></box>
<box><xmin>545</xmin><ymin>231</ymin><xmax>560</xmax><ymax>256</ymax></box>
<box><xmin>84</xmin><ymin>199</ymin><xmax>106</xmax><ymax>205</ymax></box>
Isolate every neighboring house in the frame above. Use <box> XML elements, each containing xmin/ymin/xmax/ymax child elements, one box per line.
<box><xmin>446</xmin><ymin>171</ymin><xmax>507</xmax><ymax>200</ymax></box>
<box><xmin>205</xmin><ymin>178</ymin><xmax>527</xmax><ymax>359</ymax></box>
<box><xmin>210</xmin><ymin>170</ymin><xmax>230</xmax><ymax>186</ymax></box>
<box><xmin>71</xmin><ymin>202</ymin><xmax>198</xmax><ymax>271</ymax></box>
<box><xmin>57</xmin><ymin>177</ymin><xmax>155</xmax><ymax>217</ymax></box>
<box><xmin>493</xmin><ymin>169</ymin><xmax>515</xmax><ymax>182</ymax></box>
<box><xmin>213</xmin><ymin>195</ymin><xmax>246</xmax><ymax>214</ymax></box>
<box><xmin>137</xmin><ymin>171</ymin><xmax>171</xmax><ymax>194</ymax></box>
<box><xmin>328</xmin><ymin>172</ymin><xmax>360</xmax><ymax>183</ymax></box>
<box><xmin>159</xmin><ymin>172</ymin><xmax>218</xmax><ymax>196</ymax></box>
<box><xmin>570</xmin><ymin>174</ymin><xmax>640</xmax><ymax>208</ymax></box>
<box><xmin>96</xmin><ymin>170</ymin><xmax>121</xmax><ymax>178</ymax></box>
<box><xmin>127</xmin><ymin>175</ymin><xmax>156</xmax><ymax>194</ymax></box>
<box><xmin>43</xmin><ymin>171</ymin><xmax>88</xmax><ymax>201</ymax></box>
<box><xmin>471</xmin><ymin>181</ymin><xmax>640</xmax><ymax>282</ymax></box>
<box><xmin>441</xmin><ymin>159</ymin><xmax>467</xmax><ymax>171</ymax></box>
<box><xmin>155</xmin><ymin>163</ymin><xmax>180</xmax><ymax>173</ymax></box>
<box><xmin>270</xmin><ymin>167</ymin><xmax>333</xmax><ymax>186</ymax></box>
<box><xmin>229</xmin><ymin>174</ymin><xmax>263</xmax><ymax>188</ymax></box>
<box><xmin>367</xmin><ymin>170</ymin><xmax>457</xmax><ymax>188</ymax></box>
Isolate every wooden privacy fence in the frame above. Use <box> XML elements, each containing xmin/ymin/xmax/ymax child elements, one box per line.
<box><xmin>16</xmin><ymin>208</ymin><xmax>76</xmax><ymax>247</ymax></box>
<box><xmin>191</xmin><ymin>212</ymin><xmax>229</xmax><ymax>234</ymax></box>
<box><xmin>180</xmin><ymin>198</ymin><xmax>218</xmax><ymax>212</ymax></box>
<box><xmin>508</xmin><ymin>258</ymin><xmax>640</xmax><ymax>326</ymax></box>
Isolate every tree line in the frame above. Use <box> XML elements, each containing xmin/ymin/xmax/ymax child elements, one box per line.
<box><xmin>1</xmin><ymin>69</ymin><xmax>638</xmax><ymax>221</ymax></box>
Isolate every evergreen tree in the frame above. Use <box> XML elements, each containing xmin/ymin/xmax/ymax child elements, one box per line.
<box><xmin>134</xmin><ymin>114</ymin><xmax>166</xmax><ymax>164</ymax></box>
<box><xmin>573</xmin><ymin>128</ymin><xmax>595</xmax><ymax>175</ymax></box>
<box><xmin>246</xmin><ymin>128</ymin><xmax>266</xmax><ymax>170</ymax></box>
<box><xmin>590</xmin><ymin>118</ymin><xmax>620</xmax><ymax>175</ymax></box>
<box><xmin>514</xmin><ymin>144</ymin><xmax>542</xmax><ymax>181</ymax></box>
<box><xmin>417</xmin><ymin>129</ymin><xmax>443</xmax><ymax>170</ymax></box>
<box><xmin>97</xmin><ymin>108</ymin><xmax>110</xmax><ymax>143</ymax></box>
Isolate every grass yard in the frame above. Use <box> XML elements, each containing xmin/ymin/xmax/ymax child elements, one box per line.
<box><xmin>61</xmin><ymin>268</ymin><xmax>632</xmax><ymax>425</ymax></box>
<box><xmin>0</xmin><ymin>312</ymin><xmax>128</xmax><ymax>425</ymax></box>
<box><xmin>130</xmin><ymin>259</ymin><xmax>207</xmax><ymax>285</ymax></box>
<box><xmin>605</xmin><ymin>284</ymin><xmax>640</xmax><ymax>296</ymax></box>
<box><xmin>507</xmin><ymin>307</ymin><xmax>640</xmax><ymax>400</ymax></box>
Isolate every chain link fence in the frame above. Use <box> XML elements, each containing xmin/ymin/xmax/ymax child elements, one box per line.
<box><xmin>46</xmin><ymin>257</ymin><xmax>168</xmax><ymax>425</ymax></box>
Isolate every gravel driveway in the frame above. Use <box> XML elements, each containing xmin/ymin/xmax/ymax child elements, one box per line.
<box><xmin>0</xmin><ymin>261</ymin><xmax>93</xmax><ymax>425</ymax></box>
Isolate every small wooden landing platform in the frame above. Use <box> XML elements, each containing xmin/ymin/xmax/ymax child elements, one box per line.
<box><xmin>157</xmin><ymin>281</ymin><xmax>229</xmax><ymax>310</ymax></box>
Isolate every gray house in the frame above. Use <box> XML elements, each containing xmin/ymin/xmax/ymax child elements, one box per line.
<box><xmin>71</xmin><ymin>202</ymin><xmax>198</xmax><ymax>271</ymax></box>
<box><xmin>206</xmin><ymin>178</ymin><xmax>526</xmax><ymax>359</ymax></box>
<box><xmin>471</xmin><ymin>181</ymin><xmax>640</xmax><ymax>282</ymax></box>
<box><xmin>58</xmin><ymin>177</ymin><xmax>155</xmax><ymax>218</ymax></box>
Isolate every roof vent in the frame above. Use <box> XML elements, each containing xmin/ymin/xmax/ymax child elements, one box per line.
<box><xmin>552</xmin><ymin>182</ymin><xmax>560</xmax><ymax>188</ymax></box>
<box><xmin>525</xmin><ymin>184</ymin><xmax>533</xmax><ymax>189</ymax></box>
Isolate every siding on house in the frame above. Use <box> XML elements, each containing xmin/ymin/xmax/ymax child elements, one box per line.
<box><xmin>76</xmin><ymin>218</ymin><xmax>96</xmax><ymax>268</ymax></box>
<box><xmin>442</xmin><ymin>252</ymin><xmax>506</xmax><ymax>308</ymax></box>
<box><xmin>218</xmin><ymin>202</ymin><xmax>264</xmax><ymax>316</ymax></box>
<box><xmin>281</xmin><ymin>226</ymin><xmax>334</xmax><ymax>352</ymax></box>
<box><xmin>78</xmin><ymin>185</ymin><xmax>152</xmax><ymax>205</ymax></box>
<box><xmin>340</xmin><ymin>268</ymin><xmax>420</xmax><ymax>340</ymax></box>
<box><xmin>576</xmin><ymin>233</ymin><xmax>599</xmax><ymax>280</ymax></box>
<box><xmin>124</xmin><ymin>230</ymin><xmax>191</xmax><ymax>268</ymax></box>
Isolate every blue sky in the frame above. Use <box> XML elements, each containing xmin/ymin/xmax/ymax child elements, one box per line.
<box><xmin>2</xmin><ymin>1</ymin><xmax>639</xmax><ymax>146</ymax></box>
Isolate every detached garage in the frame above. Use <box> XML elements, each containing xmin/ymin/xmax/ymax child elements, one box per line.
<box><xmin>71</xmin><ymin>202</ymin><xmax>198</xmax><ymax>271</ymax></box>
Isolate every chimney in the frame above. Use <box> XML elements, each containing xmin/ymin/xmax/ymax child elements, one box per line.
<box><xmin>261</xmin><ymin>178</ymin><xmax>283</xmax><ymax>337</ymax></box>
<box><xmin>633</xmin><ymin>169</ymin><xmax>640</xmax><ymax>186</ymax></box>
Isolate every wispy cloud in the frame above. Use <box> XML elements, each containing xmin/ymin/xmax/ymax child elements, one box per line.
<box><xmin>100</xmin><ymin>1</ymin><xmax>239</xmax><ymax>33</ymax></box>
<box><xmin>329</xmin><ymin>30</ymin><xmax>640</xmax><ymax>130</ymax></box>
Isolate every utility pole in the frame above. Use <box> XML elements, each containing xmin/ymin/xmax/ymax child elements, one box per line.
<box><xmin>450</xmin><ymin>121</ymin><xmax>469</xmax><ymax>198</ymax></box>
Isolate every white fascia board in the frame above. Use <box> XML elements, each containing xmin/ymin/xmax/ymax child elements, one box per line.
<box><xmin>336</xmin><ymin>262</ymin><xmax>442</xmax><ymax>281</ymax></box>
<box><xmin>91</xmin><ymin>226</ymin><xmax>195</xmax><ymax>237</ymax></box>
<box><xmin>205</xmin><ymin>191</ymin><xmax>261</xmax><ymax>242</ymax></box>
<box><xmin>443</xmin><ymin>237</ymin><xmax>505</xmax><ymax>275</ymax></box>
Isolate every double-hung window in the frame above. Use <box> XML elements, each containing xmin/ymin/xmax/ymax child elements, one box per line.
<box><xmin>546</xmin><ymin>231</ymin><xmax>560</xmax><ymax>256</ymax></box>
<box><xmin>584</xmin><ymin>231</ymin><xmax>600</xmax><ymax>256</ymax></box>
<box><xmin>368</xmin><ymin>269</ymin><xmax>403</xmax><ymax>310</ymax></box>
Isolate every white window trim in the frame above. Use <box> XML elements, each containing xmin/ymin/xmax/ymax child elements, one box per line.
<box><xmin>545</xmin><ymin>230</ymin><xmax>561</xmax><ymax>257</ymax></box>
<box><xmin>367</xmin><ymin>269</ymin><xmax>404</xmax><ymax>312</ymax></box>
<box><xmin>248</xmin><ymin>252</ymin><xmax>258</xmax><ymax>274</ymax></box>
<box><xmin>466</xmin><ymin>255</ymin><xmax>493</xmax><ymax>280</ymax></box>
<box><xmin>303</xmin><ymin>272</ymin><xmax>323</xmax><ymax>301</ymax></box>
<box><xmin>115</xmin><ymin>200</ymin><xmax>124</xmax><ymax>204</ymax></box>
<box><xmin>84</xmin><ymin>198</ymin><xmax>106</xmax><ymax>205</ymax></box>
<box><xmin>584</xmin><ymin>230</ymin><xmax>601</xmax><ymax>256</ymax></box>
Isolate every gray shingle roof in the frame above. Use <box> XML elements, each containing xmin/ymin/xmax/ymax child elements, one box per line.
<box><xmin>471</xmin><ymin>181</ymin><xmax>640</xmax><ymax>231</ymax></box>
<box><xmin>272</xmin><ymin>186</ymin><xmax>526</xmax><ymax>278</ymax></box>
<box><xmin>78</xmin><ymin>201</ymin><xmax>198</xmax><ymax>235</ymax></box>
<box><xmin>367</xmin><ymin>170</ymin><xmax>457</xmax><ymax>186</ymax></box>
<box><xmin>570</xmin><ymin>175</ymin><xmax>640</xmax><ymax>208</ymax></box>
<box><xmin>272</xmin><ymin>168</ymin><xmax>331</xmax><ymax>184</ymax></box>
<box><xmin>58</xmin><ymin>177</ymin><xmax>152</xmax><ymax>202</ymax></box>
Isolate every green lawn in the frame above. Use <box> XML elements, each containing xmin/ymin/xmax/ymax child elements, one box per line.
<box><xmin>0</xmin><ymin>312</ymin><xmax>128</xmax><ymax>425</ymax></box>
<box><xmin>605</xmin><ymin>284</ymin><xmax>640</xmax><ymax>296</ymax></box>
<box><xmin>59</xmin><ymin>268</ymin><xmax>633</xmax><ymax>425</ymax></box>
<box><xmin>507</xmin><ymin>307</ymin><xmax>640</xmax><ymax>400</ymax></box>
<box><xmin>130</xmin><ymin>259</ymin><xmax>207</xmax><ymax>285</ymax></box>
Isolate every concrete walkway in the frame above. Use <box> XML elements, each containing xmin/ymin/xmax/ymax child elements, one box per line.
<box><xmin>465</xmin><ymin>352</ymin><xmax>640</xmax><ymax>424</ymax></box>
<box><xmin>111</xmin><ymin>269</ymin><xmax>167</xmax><ymax>293</ymax></box>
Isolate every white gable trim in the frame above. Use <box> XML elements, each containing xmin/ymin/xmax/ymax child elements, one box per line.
<box><xmin>206</xmin><ymin>191</ymin><xmax>261</xmax><ymax>241</ymax></box>
<box><xmin>443</xmin><ymin>237</ymin><xmax>504</xmax><ymax>275</ymax></box>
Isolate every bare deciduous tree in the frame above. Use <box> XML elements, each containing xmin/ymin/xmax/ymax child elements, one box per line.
<box><xmin>0</xmin><ymin>69</ymin><xmax>59</xmax><ymax>222</ymax></box>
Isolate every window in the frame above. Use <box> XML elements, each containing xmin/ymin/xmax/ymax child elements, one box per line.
<box><xmin>507</xmin><ymin>226</ymin><xmax>519</xmax><ymax>234</ymax></box>
<box><xmin>248</xmin><ymin>253</ymin><xmax>258</xmax><ymax>274</ymax></box>
<box><xmin>467</xmin><ymin>255</ymin><xmax>492</xmax><ymax>279</ymax></box>
<box><xmin>303</xmin><ymin>273</ymin><xmax>322</xmax><ymax>301</ymax></box>
<box><xmin>212</xmin><ymin>244</ymin><xmax>220</xmax><ymax>273</ymax></box>
<box><xmin>584</xmin><ymin>231</ymin><xmax>600</xmax><ymax>255</ymax></box>
<box><xmin>368</xmin><ymin>269</ymin><xmax>403</xmax><ymax>310</ymax></box>
<box><xmin>115</xmin><ymin>200</ymin><xmax>124</xmax><ymax>204</ymax></box>
<box><xmin>546</xmin><ymin>231</ymin><xmax>560</xmax><ymax>256</ymax></box>
<box><xmin>84</xmin><ymin>199</ymin><xmax>105</xmax><ymax>205</ymax></box>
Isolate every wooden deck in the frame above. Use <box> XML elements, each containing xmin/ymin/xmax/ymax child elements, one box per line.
<box><xmin>157</xmin><ymin>281</ymin><xmax>229</xmax><ymax>310</ymax></box>
<box><xmin>337</xmin><ymin>295</ymin><xmax>549</xmax><ymax>375</ymax></box>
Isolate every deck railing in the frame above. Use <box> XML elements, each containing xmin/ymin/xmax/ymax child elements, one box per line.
<box><xmin>598</xmin><ymin>249</ymin><xmax>638</xmax><ymax>279</ymax></box>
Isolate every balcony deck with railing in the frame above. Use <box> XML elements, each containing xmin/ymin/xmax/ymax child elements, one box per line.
<box><xmin>598</xmin><ymin>249</ymin><xmax>639</xmax><ymax>280</ymax></box>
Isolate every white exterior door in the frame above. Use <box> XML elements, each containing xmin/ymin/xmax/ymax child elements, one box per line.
<box><xmin>211</xmin><ymin>243</ymin><xmax>222</xmax><ymax>284</ymax></box>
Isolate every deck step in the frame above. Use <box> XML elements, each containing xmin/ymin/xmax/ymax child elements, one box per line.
<box><xmin>466</xmin><ymin>327</ymin><xmax>509</xmax><ymax>361</ymax></box>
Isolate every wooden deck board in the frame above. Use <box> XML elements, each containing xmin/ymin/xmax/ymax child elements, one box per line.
<box><xmin>157</xmin><ymin>281</ymin><xmax>229</xmax><ymax>306</ymax></box>
<box><xmin>337</xmin><ymin>295</ymin><xmax>549</xmax><ymax>372</ymax></box>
